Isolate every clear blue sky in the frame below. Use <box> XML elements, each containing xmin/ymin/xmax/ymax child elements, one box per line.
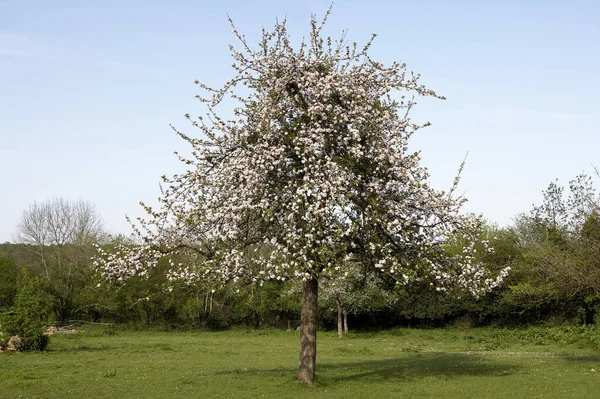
<box><xmin>1</xmin><ymin>0</ymin><xmax>599</xmax><ymax>242</ymax></box>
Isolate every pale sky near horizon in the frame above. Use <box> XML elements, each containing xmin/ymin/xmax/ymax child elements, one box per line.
<box><xmin>1</xmin><ymin>0</ymin><xmax>599</xmax><ymax>243</ymax></box>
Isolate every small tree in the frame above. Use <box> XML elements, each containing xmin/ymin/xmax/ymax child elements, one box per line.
<box><xmin>316</xmin><ymin>263</ymin><xmax>395</xmax><ymax>338</ymax></box>
<box><xmin>95</xmin><ymin>8</ymin><xmax>508</xmax><ymax>384</ymax></box>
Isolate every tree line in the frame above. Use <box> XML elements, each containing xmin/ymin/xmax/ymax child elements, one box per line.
<box><xmin>2</xmin><ymin>172</ymin><xmax>599</xmax><ymax>333</ymax></box>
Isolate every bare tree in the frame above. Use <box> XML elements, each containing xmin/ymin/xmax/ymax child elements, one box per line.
<box><xmin>15</xmin><ymin>198</ymin><xmax>104</xmax><ymax>321</ymax></box>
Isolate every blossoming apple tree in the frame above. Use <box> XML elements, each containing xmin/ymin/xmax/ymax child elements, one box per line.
<box><xmin>94</xmin><ymin>9</ymin><xmax>509</xmax><ymax>385</ymax></box>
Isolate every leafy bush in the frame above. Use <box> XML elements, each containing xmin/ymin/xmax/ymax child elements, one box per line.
<box><xmin>0</xmin><ymin>268</ymin><xmax>51</xmax><ymax>351</ymax></box>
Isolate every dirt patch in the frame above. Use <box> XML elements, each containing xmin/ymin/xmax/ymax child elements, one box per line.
<box><xmin>45</xmin><ymin>326</ymin><xmax>81</xmax><ymax>335</ymax></box>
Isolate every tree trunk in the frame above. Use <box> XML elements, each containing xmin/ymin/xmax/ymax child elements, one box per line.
<box><xmin>336</xmin><ymin>297</ymin><xmax>343</xmax><ymax>339</ymax></box>
<box><xmin>343</xmin><ymin>308</ymin><xmax>348</xmax><ymax>334</ymax></box>
<box><xmin>297</xmin><ymin>276</ymin><xmax>318</xmax><ymax>385</ymax></box>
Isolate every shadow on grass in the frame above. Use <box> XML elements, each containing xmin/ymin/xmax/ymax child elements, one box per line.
<box><xmin>216</xmin><ymin>352</ymin><xmax>518</xmax><ymax>383</ymax></box>
<box><xmin>67</xmin><ymin>345</ymin><xmax>114</xmax><ymax>352</ymax></box>
<box><xmin>55</xmin><ymin>342</ymin><xmax>172</xmax><ymax>353</ymax></box>
<box><xmin>319</xmin><ymin>353</ymin><xmax>516</xmax><ymax>383</ymax></box>
<box><xmin>558</xmin><ymin>354</ymin><xmax>600</xmax><ymax>363</ymax></box>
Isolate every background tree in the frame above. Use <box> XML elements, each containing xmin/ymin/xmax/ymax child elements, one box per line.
<box><xmin>492</xmin><ymin>174</ymin><xmax>600</xmax><ymax>324</ymax></box>
<box><xmin>315</xmin><ymin>263</ymin><xmax>395</xmax><ymax>338</ymax></box>
<box><xmin>94</xmin><ymin>9</ymin><xmax>508</xmax><ymax>384</ymax></box>
<box><xmin>0</xmin><ymin>253</ymin><xmax>18</xmax><ymax>306</ymax></box>
<box><xmin>16</xmin><ymin>198</ymin><xmax>105</xmax><ymax>322</ymax></box>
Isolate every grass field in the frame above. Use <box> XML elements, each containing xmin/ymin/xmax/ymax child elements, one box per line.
<box><xmin>1</xmin><ymin>326</ymin><xmax>600</xmax><ymax>398</ymax></box>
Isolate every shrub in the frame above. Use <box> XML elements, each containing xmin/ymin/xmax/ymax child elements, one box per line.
<box><xmin>0</xmin><ymin>268</ymin><xmax>51</xmax><ymax>351</ymax></box>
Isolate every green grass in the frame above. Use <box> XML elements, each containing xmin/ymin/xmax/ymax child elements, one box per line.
<box><xmin>1</xmin><ymin>326</ymin><xmax>600</xmax><ymax>398</ymax></box>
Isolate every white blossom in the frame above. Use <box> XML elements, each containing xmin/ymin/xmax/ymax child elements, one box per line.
<box><xmin>93</xmin><ymin>9</ymin><xmax>508</xmax><ymax>298</ymax></box>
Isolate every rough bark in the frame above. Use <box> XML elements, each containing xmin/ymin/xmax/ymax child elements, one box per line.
<box><xmin>336</xmin><ymin>297</ymin><xmax>343</xmax><ymax>339</ymax></box>
<box><xmin>298</xmin><ymin>276</ymin><xmax>318</xmax><ymax>385</ymax></box>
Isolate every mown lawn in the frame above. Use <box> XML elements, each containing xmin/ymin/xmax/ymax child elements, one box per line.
<box><xmin>1</xmin><ymin>326</ymin><xmax>600</xmax><ymax>398</ymax></box>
